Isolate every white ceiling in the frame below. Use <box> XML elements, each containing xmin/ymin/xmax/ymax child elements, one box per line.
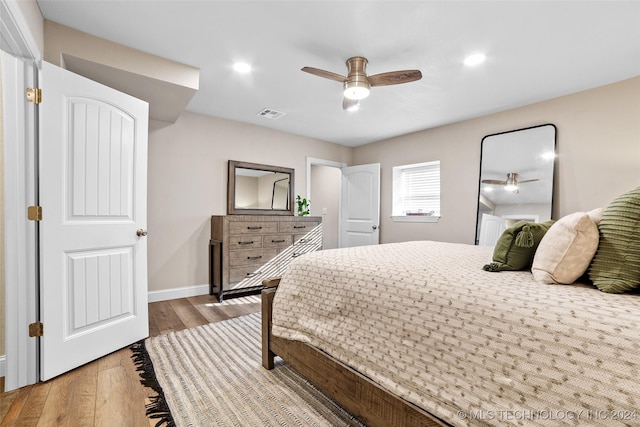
<box><xmin>36</xmin><ymin>1</ymin><xmax>640</xmax><ymax>147</ymax></box>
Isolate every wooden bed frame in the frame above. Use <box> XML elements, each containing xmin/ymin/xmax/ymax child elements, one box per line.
<box><xmin>261</xmin><ymin>282</ymin><xmax>448</xmax><ymax>427</ymax></box>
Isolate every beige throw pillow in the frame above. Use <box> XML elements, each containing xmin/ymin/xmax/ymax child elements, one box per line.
<box><xmin>532</xmin><ymin>212</ymin><xmax>599</xmax><ymax>284</ymax></box>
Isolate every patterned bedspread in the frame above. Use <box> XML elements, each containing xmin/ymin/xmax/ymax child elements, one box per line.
<box><xmin>271</xmin><ymin>241</ymin><xmax>640</xmax><ymax>426</ymax></box>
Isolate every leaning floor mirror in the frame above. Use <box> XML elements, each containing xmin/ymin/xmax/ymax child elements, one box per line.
<box><xmin>476</xmin><ymin>124</ymin><xmax>556</xmax><ymax>245</ymax></box>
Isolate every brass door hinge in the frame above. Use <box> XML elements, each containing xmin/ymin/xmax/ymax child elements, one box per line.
<box><xmin>26</xmin><ymin>87</ymin><xmax>42</xmax><ymax>104</ymax></box>
<box><xmin>29</xmin><ymin>322</ymin><xmax>44</xmax><ymax>337</ymax></box>
<box><xmin>28</xmin><ymin>205</ymin><xmax>42</xmax><ymax>221</ymax></box>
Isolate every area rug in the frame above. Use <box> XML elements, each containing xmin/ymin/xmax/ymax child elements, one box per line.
<box><xmin>132</xmin><ymin>312</ymin><xmax>365</xmax><ymax>427</ymax></box>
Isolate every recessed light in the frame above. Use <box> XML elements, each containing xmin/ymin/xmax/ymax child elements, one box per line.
<box><xmin>464</xmin><ymin>53</ymin><xmax>486</xmax><ymax>66</ymax></box>
<box><xmin>233</xmin><ymin>62</ymin><xmax>252</xmax><ymax>73</ymax></box>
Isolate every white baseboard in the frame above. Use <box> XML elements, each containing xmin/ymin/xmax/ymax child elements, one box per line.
<box><xmin>0</xmin><ymin>355</ymin><xmax>6</xmax><ymax>377</ymax></box>
<box><xmin>148</xmin><ymin>284</ymin><xmax>211</xmax><ymax>303</ymax></box>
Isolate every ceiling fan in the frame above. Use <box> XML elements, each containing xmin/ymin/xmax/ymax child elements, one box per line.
<box><xmin>301</xmin><ymin>56</ymin><xmax>422</xmax><ymax>110</ymax></box>
<box><xmin>481</xmin><ymin>172</ymin><xmax>539</xmax><ymax>194</ymax></box>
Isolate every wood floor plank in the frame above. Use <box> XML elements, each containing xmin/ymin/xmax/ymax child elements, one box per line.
<box><xmin>220</xmin><ymin>300</ymin><xmax>261</xmax><ymax>318</ymax></box>
<box><xmin>5</xmin><ymin>381</ymin><xmax>52</xmax><ymax>426</ymax></box>
<box><xmin>94</xmin><ymin>351</ymin><xmax>150</xmax><ymax>427</ymax></box>
<box><xmin>97</xmin><ymin>347</ymin><xmax>127</xmax><ymax>372</ymax></box>
<box><xmin>169</xmin><ymin>297</ymin><xmax>210</xmax><ymax>330</ymax></box>
<box><xmin>148</xmin><ymin>308</ymin><xmax>160</xmax><ymax>338</ymax></box>
<box><xmin>0</xmin><ymin>378</ymin><xmax>20</xmax><ymax>421</ymax></box>
<box><xmin>149</xmin><ymin>300</ymin><xmax>186</xmax><ymax>335</ymax></box>
<box><xmin>189</xmin><ymin>295</ymin><xmax>232</xmax><ymax>324</ymax></box>
<box><xmin>36</xmin><ymin>362</ymin><xmax>98</xmax><ymax>427</ymax></box>
<box><xmin>1</xmin><ymin>385</ymin><xmax>34</xmax><ymax>425</ymax></box>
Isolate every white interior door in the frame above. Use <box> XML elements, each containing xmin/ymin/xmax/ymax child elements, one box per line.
<box><xmin>478</xmin><ymin>213</ymin><xmax>506</xmax><ymax>246</ymax></box>
<box><xmin>340</xmin><ymin>163</ymin><xmax>380</xmax><ymax>248</ymax></box>
<box><xmin>39</xmin><ymin>61</ymin><xmax>149</xmax><ymax>380</ymax></box>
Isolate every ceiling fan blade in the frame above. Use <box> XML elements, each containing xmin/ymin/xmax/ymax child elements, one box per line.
<box><xmin>342</xmin><ymin>97</ymin><xmax>359</xmax><ymax>111</ymax></box>
<box><xmin>301</xmin><ymin>66</ymin><xmax>346</xmax><ymax>83</ymax></box>
<box><xmin>481</xmin><ymin>179</ymin><xmax>507</xmax><ymax>185</ymax></box>
<box><xmin>518</xmin><ymin>179</ymin><xmax>540</xmax><ymax>184</ymax></box>
<box><xmin>368</xmin><ymin>70</ymin><xmax>422</xmax><ymax>87</ymax></box>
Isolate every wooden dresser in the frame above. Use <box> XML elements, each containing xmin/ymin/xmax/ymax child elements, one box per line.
<box><xmin>210</xmin><ymin>215</ymin><xmax>322</xmax><ymax>300</ymax></box>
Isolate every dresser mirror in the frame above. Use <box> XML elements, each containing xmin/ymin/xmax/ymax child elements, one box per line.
<box><xmin>476</xmin><ymin>124</ymin><xmax>556</xmax><ymax>246</ymax></box>
<box><xmin>228</xmin><ymin>160</ymin><xmax>295</xmax><ymax>215</ymax></box>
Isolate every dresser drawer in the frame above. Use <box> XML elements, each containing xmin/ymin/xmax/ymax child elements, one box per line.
<box><xmin>230</xmin><ymin>221</ymin><xmax>278</xmax><ymax>235</ymax></box>
<box><xmin>228</xmin><ymin>236</ymin><xmax>262</xmax><ymax>250</ymax></box>
<box><xmin>263</xmin><ymin>234</ymin><xmax>293</xmax><ymax>248</ymax></box>
<box><xmin>229</xmin><ymin>248</ymin><xmax>277</xmax><ymax>267</ymax></box>
<box><xmin>279</xmin><ymin>221</ymin><xmax>320</xmax><ymax>234</ymax></box>
<box><xmin>290</xmin><ymin>243</ymin><xmax>318</xmax><ymax>259</ymax></box>
<box><xmin>294</xmin><ymin>233</ymin><xmax>317</xmax><ymax>245</ymax></box>
<box><xmin>229</xmin><ymin>266</ymin><xmax>266</xmax><ymax>284</ymax></box>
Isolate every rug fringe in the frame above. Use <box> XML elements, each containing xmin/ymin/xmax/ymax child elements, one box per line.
<box><xmin>130</xmin><ymin>340</ymin><xmax>176</xmax><ymax>427</ymax></box>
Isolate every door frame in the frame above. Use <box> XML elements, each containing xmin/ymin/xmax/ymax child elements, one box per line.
<box><xmin>1</xmin><ymin>0</ymin><xmax>42</xmax><ymax>390</ymax></box>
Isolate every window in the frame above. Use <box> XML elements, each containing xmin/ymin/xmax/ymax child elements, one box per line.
<box><xmin>392</xmin><ymin>161</ymin><xmax>440</xmax><ymax>222</ymax></box>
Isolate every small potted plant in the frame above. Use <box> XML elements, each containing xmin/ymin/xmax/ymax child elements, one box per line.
<box><xmin>296</xmin><ymin>195</ymin><xmax>310</xmax><ymax>216</ymax></box>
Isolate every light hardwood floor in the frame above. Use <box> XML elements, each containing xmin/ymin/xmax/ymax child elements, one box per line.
<box><xmin>0</xmin><ymin>294</ymin><xmax>261</xmax><ymax>426</ymax></box>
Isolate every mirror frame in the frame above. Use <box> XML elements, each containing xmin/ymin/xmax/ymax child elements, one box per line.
<box><xmin>227</xmin><ymin>160</ymin><xmax>295</xmax><ymax>215</ymax></box>
<box><xmin>475</xmin><ymin>124</ymin><xmax>557</xmax><ymax>245</ymax></box>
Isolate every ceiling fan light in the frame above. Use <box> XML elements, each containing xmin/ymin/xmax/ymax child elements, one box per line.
<box><xmin>346</xmin><ymin>101</ymin><xmax>360</xmax><ymax>112</ymax></box>
<box><xmin>505</xmin><ymin>184</ymin><xmax>519</xmax><ymax>192</ymax></box>
<box><xmin>464</xmin><ymin>53</ymin><xmax>486</xmax><ymax>66</ymax></box>
<box><xmin>343</xmin><ymin>81</ymin><xmax>370</xmax><ymax>100</ymax></box>
<box><xmin>233</xmin><ymin>62</ymin><xmax>252</xmax><ymax>73</ymax></box>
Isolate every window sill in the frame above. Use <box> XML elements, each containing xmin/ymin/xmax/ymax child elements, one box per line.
<box><xmin>391</xmin><ymin>215</ymin><xmax>440</xmax><ymax>223</ymax></box>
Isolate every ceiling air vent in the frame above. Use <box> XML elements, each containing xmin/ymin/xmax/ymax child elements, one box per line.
<box><xmin>257</xmin><ymin>108</ymin><xmax>286</xmax><ymax>120</ymax></box>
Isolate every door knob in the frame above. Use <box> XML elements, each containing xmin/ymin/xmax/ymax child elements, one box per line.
<box><xmin>136</xmin><ymin>229</ymin><xmax>148</xmax><ymax>237</ymax></box>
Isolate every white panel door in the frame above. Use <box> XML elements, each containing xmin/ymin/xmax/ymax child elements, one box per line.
<box><xmin>39</xmin><ymin>61</ymin><xmax>149</xmax><ymax>380</ymax></box>
<box><xmin>478</xmin><ymin>213</ymin><xmax>506</xmax><ymax>246</ymax></box>
<box><xmin>340</xmin><ymin>163</ymin><xmax>380</xmax><ymax>248</ymax></box>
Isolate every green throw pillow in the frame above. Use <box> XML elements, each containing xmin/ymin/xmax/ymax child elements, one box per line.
<box><xmin>588</xmin><ymin>186</ymin><xmax>640</xmax><ymax>293</ymax></box>
<box><xmin>483</xmin><ymin>220</ymin><xmax>555</xmax><ymax>272</ymax></box>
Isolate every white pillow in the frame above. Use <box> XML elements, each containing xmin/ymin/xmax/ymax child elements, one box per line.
<box><xmin>586</xmin><ymin>207</ymin><xmax>604</xmax><ymax>225</ymax></box>
<box><xmin>532</xmin><ymin>212</ymin><xmax>600</xmax><ymax>284</ymax></box>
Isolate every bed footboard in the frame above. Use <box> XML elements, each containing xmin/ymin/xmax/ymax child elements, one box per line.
<box><xmin>260</xmin><ymin>284</ymin><xmax>445</xmax><ymax>427</ymax></box>
<box><xmin>261</xmin><ymin>286</ymin><xmax>278</xmax><ymax>369</ymax></box>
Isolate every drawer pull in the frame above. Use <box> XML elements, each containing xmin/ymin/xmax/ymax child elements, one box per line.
<box><xmin>292</xmin><ymin>253</ymin><xmax>302</xmax><ymax>258</ymax></box>
<box><xmin>293</xmin><ymin>225</ymin><xmax>306</xmax><ymax>229</ymax></box>
<box><xmin>247</xmin><ymin>255</ymin><xmax>263</xmax><ymax>260</ymax></box>
<box><xmin>271</xmin><ymin>239</ymin><xmax>286</xmax><ymax>243</ymax></box>
<box><xmin>297</xmin><ymin>238</ymin><xmax>308</xmax><ymax>243</ymax></box>
<box><xmin>246</xmin><ymin>271</ymin><xmax>262</xmax><ymax>277</ymax></box>
<box><xmin>238</xmin><ymin>241</ymin><xmax>254</xmax><ymax>245</ymax></box>
<box><xmin>247</xmin><ymin>226</ymin><xmax>262</xmax><ymax>230</ymax></box>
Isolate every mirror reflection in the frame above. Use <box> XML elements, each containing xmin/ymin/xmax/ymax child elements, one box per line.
<box><xmin>476</xmin><ymin>124</ymin><xmax>556</xmax><ymax>245</ymax></box>
<box><xmin>228</xmin><ymin>160</ymin><xmax>295</xmax><ymax>215</ymax></box>
<box><xmin>235</xmin><ymin>168</ymin><xmax>290</xmax><ymax>210</ymax></box>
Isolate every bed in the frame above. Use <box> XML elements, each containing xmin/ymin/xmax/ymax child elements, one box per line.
<box><xmin>261</xmin><ymin>240</ymin><xmax>640</xmax><ymax>426</ymax></box>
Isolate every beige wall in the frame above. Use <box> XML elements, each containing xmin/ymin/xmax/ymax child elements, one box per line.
<box><xmin>353</xmin><ymin>76</ymin><xmax>640</xmax><ymax>245</ymax></box>
<box><xmin>147</xmin><ymin>112</ymin><xmax>351</xmax><ymax>292</ymax></box>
